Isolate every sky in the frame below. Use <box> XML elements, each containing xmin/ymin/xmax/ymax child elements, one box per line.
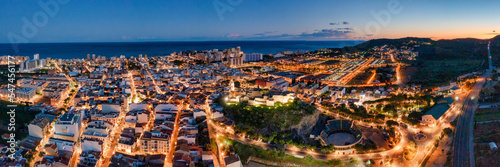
<box><xmin>1</xmin><ymin>0</ymin><xmax>500</xmax><ymax>43</ymax></box>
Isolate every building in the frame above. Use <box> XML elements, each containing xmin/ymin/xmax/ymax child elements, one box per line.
<box><xmin>139</xmin><ymin>131</ymin><xmax>170</xmax><ymax>153</ymax></box>
<box><xmin>303</xmin><ymin>83</ymin><xmax>319</xmax><ymax>94</ymax></box>
<box><xmin>225</xmin><ymin>155</ymin><xmax>243</xmax><ymax>167</ymax></box>
<box><xmin>437</xmin><ymin>82</ymin><xmax>458</xmax><ymax>92</ymax></box>
<box><xmin>81</xmin><ymin>138</ymin><xmax>105</xmax><ymax>152</ymax></box>
<box><xmin>28</xmin><ymin>116</ymin><xmax>51</xmax><ymax>139</ymax></box>
<box><xmin>315</xmin><ymin>84</ymin><xmax>329</xmax><ymax>96</ymax></box>
<box><xmin>101</xmin><ymin>103</ymin><xmax>121</xmax><ymax>113</ymax></box>
<box><xmin>54</xmin><ymin>113</ymin><xmax>82</xmax><ymax>142</ymax></box>
<box><xmin>319</xmin><ymin>119</ymin><xmax>363</xmax><ymax>154</ymax></box>
<box><xmin>331</xmin><ymin>87</ymin><xmax>346</xmax><ymax>97</ymax></box>
<box><xmin>82</xmin><ymin>120</ymin><xmax>112</xmax><ymax>152</ymax></box>
<box><xmin>19</xmin><ymin>80</ymin><xmax>47</xmax><ymax>93</ymax></box>
<box><xmin>273</xmin><ymin>53</ymin><xmax>285</xmax><ymax>58</ymax></box>
<box><xmin>44</xmin><ymin>143</ymin><xmax>59</xmax><ymax>156</ymax></box>
<box><xmin>15</xmin><ymin>87</ymin><xmax>36</xmax><ymax>102</ymax></box>
<box><xmin>117</xmin><ymin>128</ymin><xmax>136</xmax><ymax>153</ymax></box>
<box><xmin>243</xmin><ymin>53</ymin><xmax>262</xmax><ymax>62</ymax></box>
<box><xmin>78</xmin><ymin>150</ymin><xmax>101</xmax><ymax>167</ymax></box>
<box><xmin>19</xmin><ymin>54</ymin><xmax>47</xmax><ymax>72</ymax></box>
<box><xmin>244</xmin><ymin>90</ymin><xmax>295</xmax><ymax>107</ymax></box>
<box><xmin>421</xmin><ymin>97</ymin><xmax>454</xmax><ymax>127</ymax></box>
<box><xmin>227</xmin><ymin>56</ymin><xmax>243</xmax><ymax>67</ymax></box>
<box><xmin>255</xmin><ymin>77</ymin><xmax>288</xmax><ymax>89</ymax></box>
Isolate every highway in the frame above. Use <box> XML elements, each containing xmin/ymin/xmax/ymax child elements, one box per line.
<box><xmin>452</xmin><ymin>42</ymin><xmax>493</xmax><ymax>167</ymax></box>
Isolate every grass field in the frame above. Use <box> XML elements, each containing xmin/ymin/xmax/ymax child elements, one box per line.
<box><xmin>474</xmin><ymin>108</ymin><xmax>500</xmax><ymax>122</ymax></box>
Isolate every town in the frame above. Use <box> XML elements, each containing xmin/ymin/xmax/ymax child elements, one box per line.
<box><xmin>0</xmin><ymin>37</ymin><xmax>499</xmax><ymax>167</ymax></box>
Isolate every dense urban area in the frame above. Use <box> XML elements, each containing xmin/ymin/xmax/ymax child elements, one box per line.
<box><xmin>0</xmin><ymin>36</ymin><xmax>500</xmax><ymax>167</ymax></box>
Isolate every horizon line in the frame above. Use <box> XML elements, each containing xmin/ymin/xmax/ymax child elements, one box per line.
<box><xmin>0</xmin><ymin>39</ymin><xmax>368</xmax><ymax>45</ymax></box>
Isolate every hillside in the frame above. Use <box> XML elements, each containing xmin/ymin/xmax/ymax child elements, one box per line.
<box><xmin>324</xmin><ymin>36</ymin><xmax>499</xmax><ymax>86</ymax></box>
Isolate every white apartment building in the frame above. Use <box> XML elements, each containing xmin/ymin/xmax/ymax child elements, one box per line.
<box><xmin>54</xmin><ymin>113</ymin><xmax>82</xmax><ymax>142</ymax></box>
<box><xmin>15</xmin><ymin>87</ymin><xmax>36</xmax><ymax>102</ymax></box>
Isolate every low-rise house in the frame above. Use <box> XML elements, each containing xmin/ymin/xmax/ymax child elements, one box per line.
<box><xmin>225</xmin><ymin>154</ymin><xmax>243</xmax><ymax>167</ymax></box>
<box><xmin>315</xmin><ymin>84</ymin><xmax>329</xmax><ymax>96</ymax></box>
<box><xmin>44</xmin><ymin>143</ymin><xmax>58</xmax><ymax>156</ymax></box>
<box><xmin>78</xmin><ymin>150</ymin><xmax>101</xmax><ymax>167</ymax></box>
<box><xmin>28</xmin><ymin>116</ymin><xmax>51</xmax><ymax>139</ymax></box>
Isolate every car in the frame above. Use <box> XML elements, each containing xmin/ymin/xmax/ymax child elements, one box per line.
<box><xmin>400</xmin><ymin>123</ymin><xmax>408</xmax><ymax>128</ymax></box>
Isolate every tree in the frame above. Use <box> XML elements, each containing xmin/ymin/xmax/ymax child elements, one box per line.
<box><xmin>376</xmin><ymin>114</ymin><xmax>386</xmax><ymax>120</ymax></box>
<box><xmin>304</xmin><ymin>155</ymin><xmax>315</xmax><ymax>164</ymax></box>
<box><xmin>386</xmin><ymin>120</ymin><xmax>399</xmax><ymax>127</ymax></box>
<box><xmin>384</xmin><ymin>104</ymin><xmax>397</xmax><ymax>116</ymax></box>
<box><xmin>234</xmin><ymin>81</ymin><xmax>241</xmax><ymax>88</ymax></box>
<box><xmin>39</xmin><ymin>151</ymin><xmax>46</xmax><ymax>157</ymax></box>
<box><xmin>465</xmin><ymin>81</ymin><xmax>473</xmax><ymax>91</ymax></box>
<box><xmin>320</xmin><ymin>145</ymin><xmax>334</xmax><ymax>153</ymax></box>
<box><xmin>173</xmin><ymin>60</ymin><xmax>184</xmax><ymax>66</ymax></box>
<box><xmin>376</xmin><ymin>103</ymin><xmax>383</xmax><ymax>111</ymax></box>
<box><xmin>443</xmin><ymin>128</ymin><xmax>453</xmax><ymax>135</ymax></box>
<box><xmin>406</xmin><ymin>111</ymin><xmax>422</xmax><ymax>125</ymax></box>
<box><xmin>328</xmin><ymin>159</ymin><xmax>342</xmax><ymax>166</ymax></box>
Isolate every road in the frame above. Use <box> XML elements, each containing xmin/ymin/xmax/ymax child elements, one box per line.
<box><xmin>207</xmin><ymin>91</ymin><xmax>466</xmax><ymax>166</ymax></box>
<box><xmin>165</xmin><ymin>103</ymin><xmax>183</xmax><ymax>166</ymax></box>
<box><xmin>205</xmin><ymin>97</ymin><xmax>224</xmax><ymax>167</ymax></box>
<box><xmin>211</xmin><ymin>118</ymin><xmax>408</xmax><ymax>162</ymax></box>
<box><xmin>146</xmin><ymin>69</ymin><xmax>164</xmax><ymax>94</ymax></box>
<box><xmin>452</xmin><ymin>42</ymin><xmax>493</xmax><ymax>167</ymax></box>
<box><xmin>98</xmin><ymin>66</ymin><xmax>138</xmax><ymax>167</ymax></box>
<box><xmin>33</xmin><ymin>60</ymin><xmax>82</xmax><ymax>167</ymax></box>
<box><xmin>208</xmin><ymin>101</ymin><xmax>411</xmax><ymax>164</ymax></box>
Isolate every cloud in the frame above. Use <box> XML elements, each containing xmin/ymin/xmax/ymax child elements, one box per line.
<box><xmin>246</xmin><ymin>29</ymin><xmax>354</xmax><ymax>40</ymax></box>
<box><xmin>253</xmin><ymin>31</ymin><xmax>277</xmax><ymax>36</ymax></box>
<box><xmin>330</xmin><ymin>21</ymin><xmax>349</xmax><ymax>25</ymax></box>
<box><xmin>297</xmin><ymin>29</ymin><xmax>353</xmax><ymax>39</ymax></box>
<box><xmin>219</xmin><ymin>28</ymin><xmax>357</xmax><ymax>40</ymax></box>
<box><xmin>226</xmin><ymin>33</ymin><xmax>240</xmax><ymax>38</ymax></box>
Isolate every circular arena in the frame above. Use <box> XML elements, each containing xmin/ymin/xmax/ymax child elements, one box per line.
<box><xmin>319</xmin><ymin>119</ymin><xmax>363</xmax><ymax>150</ymax></box>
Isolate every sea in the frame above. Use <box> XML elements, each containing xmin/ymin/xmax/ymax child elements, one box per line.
<box><xmin>0</xmin><ymin>41</ymin><xmax>364</xmax><ymax>59</ymax></box>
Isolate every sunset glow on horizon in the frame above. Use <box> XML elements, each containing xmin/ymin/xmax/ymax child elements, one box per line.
<box><xmin>1</xmin><ymin>0</ymin><xmax>500</xmax><ymax>42</ymax></box>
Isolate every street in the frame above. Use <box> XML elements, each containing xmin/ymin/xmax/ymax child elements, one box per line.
<box><xmin>452</xmin><ymin>42</ymin><xmax>493</xmax><ymax>167</ymax></box>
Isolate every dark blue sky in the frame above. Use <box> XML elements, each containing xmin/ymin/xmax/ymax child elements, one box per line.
<box><xmin>1</xmin><ymin>0</ymin><xmax>499</xmax><ymax>43</ymax></box>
